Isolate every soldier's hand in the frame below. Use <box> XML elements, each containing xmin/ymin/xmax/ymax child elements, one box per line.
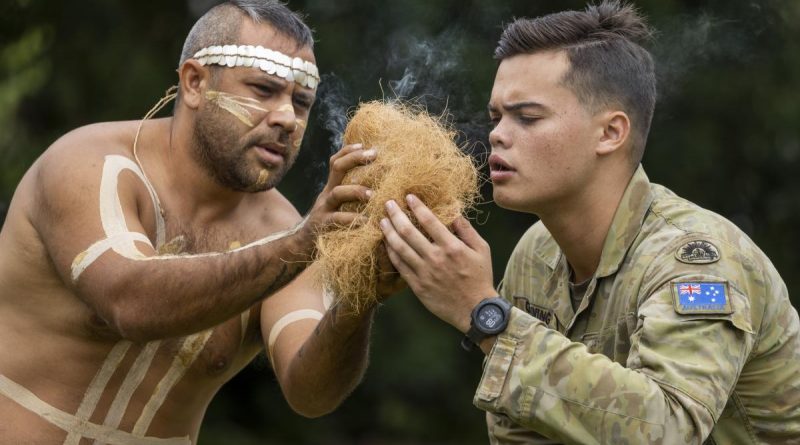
<box><xmin>380</xmin><ymin>194</ymin><xmax>496</xmax><ymax>334</ymax></box>
<box><xmin>375</xmin><ymin>242</ymin><xmax>407</xmax><ymax>301</ymax></box>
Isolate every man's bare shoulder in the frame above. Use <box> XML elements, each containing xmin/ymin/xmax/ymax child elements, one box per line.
<box><xmin>36</xmin><ymin>120</ymin><xmax>143</xmax><ymax>180</ymax></box>
<box><xmin>32</xmin><ymin>121</ymin><xmax>143</xmax><ymax>209</ymax></box>
<box><xmin>42</xmin><ymin>121</ymin><xmax>139</xmax><ymax>160</ymax></box>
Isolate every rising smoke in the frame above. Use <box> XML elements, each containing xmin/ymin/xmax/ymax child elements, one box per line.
<box><xmin>315</xmin><ymin>73</ymin><xmax>352</xmax><ymax>150</ymax></box>
<box><xmin>312</xmin><ymin>5</ymin><xmax>763</xmax><ymax>188</ymax></box>
<box><xmin>315</xmin><ymin>27</ymin><xmax>491</xmax><ymax>168</ymax></box>
<box><xmin>652</xmin><ymin>10</ymin><xmax>757</xmax><ymax>102</ymax></box>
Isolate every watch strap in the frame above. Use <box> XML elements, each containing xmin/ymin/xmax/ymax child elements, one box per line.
<box><xmin>461</xmin><ymin>325</ymin><xmax>483</xmax><ymax>351</ymax></box>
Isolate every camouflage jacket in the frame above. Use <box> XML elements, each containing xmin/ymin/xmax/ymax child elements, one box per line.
<box><xmin>474</xmin><ymin>166</ymin><xmax>800</xmax><ymax>444</ymax></box>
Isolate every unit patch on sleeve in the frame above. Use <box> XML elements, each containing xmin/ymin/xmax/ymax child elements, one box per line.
<box><xmin>675</xmin><ymin>240</ymin><xmax>720</xmax><ymax>264</ymax></box>
<box><xmin>671</xmin><ymin>281</ymin><xmax>732</xmax><ymax>315</ymax></box>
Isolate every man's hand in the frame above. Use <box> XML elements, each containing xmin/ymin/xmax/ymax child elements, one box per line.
<box><xmin>303</xmin><ymin>143</ymin><xmax>375</xmax><ymax>241</ymax></box>
<box><xmin>379</xmin><ymin>194</ymin><xmax>496</xmax><ymax>333</ymax></box>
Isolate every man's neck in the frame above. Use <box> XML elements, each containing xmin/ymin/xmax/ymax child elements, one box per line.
<box><xmin>141</xmin><ymin>116</ymin><xmax>247</xmax><ymax>225</ymax></box>
<box><xmin>538</xmin><ymin>170</ymin><xmax>631</xmax><ymax>283</ymax></box>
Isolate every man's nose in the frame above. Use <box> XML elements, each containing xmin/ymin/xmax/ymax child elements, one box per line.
<box><xmin>266</xmin><ymin>103</ymin><xmax>298</xmax><ymax>133</ymax></box>
<box><xmin>489</xmin><ymin>122</ymin><xmax>508</xmax><ymax>149</ymax></box>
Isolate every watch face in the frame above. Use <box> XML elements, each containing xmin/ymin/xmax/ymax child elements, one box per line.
<box><xmin>477</xmin><ymin>303</ymin><xmax>505</xmax><ymax>333</ymax></box>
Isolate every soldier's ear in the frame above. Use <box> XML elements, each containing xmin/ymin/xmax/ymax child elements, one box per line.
<box><xmin>595</xmin><ymin>110</ymin><xmax>630</xmax><ymax>156</ymax></box>
<box><xmin>177</xmin><ymin>59</ymin><xmax>212</xmax><ymax>110</ymax></box>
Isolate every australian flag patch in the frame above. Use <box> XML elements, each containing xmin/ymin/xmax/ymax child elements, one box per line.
<box><xmin>672</xmin><ymin>281</ymin><xmax>732</xmax><ymax>315</ymax></box>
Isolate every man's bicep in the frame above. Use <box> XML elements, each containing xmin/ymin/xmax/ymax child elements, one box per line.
<box><xmin>260</xmin><ymin>263</ymin><xmax>330</xmax><ymax>373</ymax></box>
<box><xmin>34</xmin><ymin>152</ymin><xmax>157</xmax><ymax>294</ymax></box>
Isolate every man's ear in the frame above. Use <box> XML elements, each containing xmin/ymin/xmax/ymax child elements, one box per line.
<box><xmin>596</xmin><ymin>110</ymin><xmax>630</xmax><ymax>156</ymax></box>
<box><xmin>177</xmin><ymin>59</ymin><xmax>211</xmax><ymax>109</ymax></box>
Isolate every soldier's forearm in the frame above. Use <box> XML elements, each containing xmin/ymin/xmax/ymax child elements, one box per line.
<box><xmin>487</xmin><ymin>412</ymin><xmax>561</xmax><ymax>444</ymax></box>
<box><xmin>474</xmin><ymin>309</ymin><xmax>735</xmax><ymax>445</ymax></box>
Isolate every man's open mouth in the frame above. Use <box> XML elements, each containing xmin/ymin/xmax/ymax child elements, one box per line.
<box><xmin>488</xmin><ymin>154</ymin><xmax>514</xmax><ymax>172</ymax></box>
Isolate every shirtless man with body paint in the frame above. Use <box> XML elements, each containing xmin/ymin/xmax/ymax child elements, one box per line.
<box><xmin>0</xmin><ymin>2</ymin><xmax>400</xmax><ymax>443</ymax></box>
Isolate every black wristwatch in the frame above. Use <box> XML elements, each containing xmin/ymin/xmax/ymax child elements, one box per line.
<box><xmin>461</xmin><ymin>297</ymin><xmax>512</xmax><ymax>352</ymax></box>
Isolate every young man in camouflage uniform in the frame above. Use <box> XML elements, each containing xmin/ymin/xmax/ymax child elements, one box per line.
<box><xmin>380</xmin><ymin>1</ymin><xmax>800</xmax><ymax>443</ymax></box>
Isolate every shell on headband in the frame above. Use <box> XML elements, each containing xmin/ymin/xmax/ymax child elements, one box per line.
<box><xmin>193</xmin><ymin>45</ymin><xmax>320</xmax><ymax>89</ymax></box>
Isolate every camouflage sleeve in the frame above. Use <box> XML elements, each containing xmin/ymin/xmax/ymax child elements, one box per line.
<box><xmin>474</xmin><ymin>277</ymin><xmax>756</xmax><ymax>445</ymax></box>
<box><xmin>487</xmin><ymin>412</ymin><xmax>560</xmax><ymax>444</ymax></box>
<box><xmin>485</xmin><ymin>262</ymin><xmax>561</xmax><ymax>445</ymax></box>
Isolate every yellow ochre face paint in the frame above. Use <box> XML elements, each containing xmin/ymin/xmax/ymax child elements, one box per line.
<box><xmin>26</xmin><ymin>81</ymin><xmax>314</xmax><ymax>444</ymax></box>
<box><xmin>256</xmin><ymin>169</ymin><xmax>270</xmax><ymax>187</ymax></box>
<box><xmin>293</xmin><ymin>119</ymin><xmax>307</xmax><ymax>149</ymax></box>
<box><xmin>204</xmin><ymin>90</ymin><xmax>268</xmax><ymax>127</ymax></box>
<box><xmin>65</xmin><ymin>100</ymin><xmax>308</xmax><ymax>431</ymax></box>
<box><xmin>203</xmin><ymin>91</ymin><xmax>306</xmax><ymax>151</ymax></box>
<box><xmin>275</xmin><ymin>103</ymin><xmax>294</xmax><ymax>114</ymax></box>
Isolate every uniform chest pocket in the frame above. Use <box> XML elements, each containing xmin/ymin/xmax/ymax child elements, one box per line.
<box><xmin>581</xmin><ymin>326</ymin><xmax>617</xmax><ymax>356</ymax></box>
<box><xmin>580</xmin><ymin>314</ymin><xmax>636</xmax><ymax>362</ymax></box>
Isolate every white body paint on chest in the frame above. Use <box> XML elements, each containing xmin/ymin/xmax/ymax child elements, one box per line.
<box><xmin>0</xmin><ymin>150</ymin><xmax>302</xmax><ymax>442</ymax></box>
<box><xmin>70</xmin><ymin>154</ymin><xmax>306</xmax><ymax>282</ymax></box>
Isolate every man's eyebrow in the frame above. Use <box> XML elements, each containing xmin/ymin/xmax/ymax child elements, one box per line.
<box><xmin>246</xmin><ymin>74</ymin><xmax>316</xmax><ymax>103</ymax></box>
<box><xmin>248</xmin><ymin>74</ymin><xmax>288</xmax><ymax>88</ymax></box>
<box><xmin>487</xmin><ymin>101</ymin><xmax>550</xmax><ymax>113</ymax></box>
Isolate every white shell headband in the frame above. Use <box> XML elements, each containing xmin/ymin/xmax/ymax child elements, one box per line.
<box><xmin>192</xmin><ymin>45</ymin><xmax>320</xmax><ymax>89</ymax></box>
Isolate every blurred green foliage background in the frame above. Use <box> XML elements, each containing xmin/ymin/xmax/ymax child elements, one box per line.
<box><xmin>1</xmin><ymin>0</ymin><xmax>798</xmax><ymax>443</ymax></box>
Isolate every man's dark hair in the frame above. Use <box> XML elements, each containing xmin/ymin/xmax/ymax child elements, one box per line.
<box><xmin>495</xmin><ymin>1</ymin><xmax>656</xmax><ymax>164</ymax></box>
<box><xmin>179</xmin><ymin>0</ymin><xmax>314</xmax><ymax>67</ymax></box>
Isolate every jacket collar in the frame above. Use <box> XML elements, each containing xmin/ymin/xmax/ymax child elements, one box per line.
<box><xmin>539</xmin><ymin>165</ymin><xmax>654</xmax><ymax>278</ymax></box>
<box><xmin>595</xmin><ymin>165</ymin><xmax>654</xmax><ymax>278</ymax></box>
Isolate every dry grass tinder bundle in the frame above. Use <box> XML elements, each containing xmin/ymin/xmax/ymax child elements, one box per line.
<box><xmin>316</xmin><ymin>101</ymin><xmax>479</xmax><ymax>312</ymax></box>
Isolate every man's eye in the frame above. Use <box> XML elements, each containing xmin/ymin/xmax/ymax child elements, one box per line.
<box><xmin>251</xmin><ymin>84</ymin><xmax>273</xmax><ymax>95</ymax></box>
<box><xmin>293</xmin><ymin>96</ymin><xmax>313</xmax><ymax>111</ymax></box>
<box><xmin>293</xmin><ymin>98</ymin><xmax>311</xmax><ymax>109</ymax></box>
<box><xmin>517</xmin><ymin>115</ymin><xmax>540</xmax><ymax>125</ymax></box>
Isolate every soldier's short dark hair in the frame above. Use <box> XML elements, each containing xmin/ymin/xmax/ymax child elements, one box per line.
<box><xmin>495</xmin><ymin>1</ymin><xmax>656</xmax><ymax>164</ymax></box>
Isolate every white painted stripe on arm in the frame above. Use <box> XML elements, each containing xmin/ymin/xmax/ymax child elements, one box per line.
<box><xmin>267</xmin><ymin>309</ymin><xmax>324</xmax><ymax>361</ymax></box>
<box><xmin>71</xmin><ymin>154</ymin><xmax>307</xmax><ymax>282</ymax></box>
<box><xmin>71</xmin><ymin>232</ymin><xmax>152</xmax><ymax>281</ymax></box>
